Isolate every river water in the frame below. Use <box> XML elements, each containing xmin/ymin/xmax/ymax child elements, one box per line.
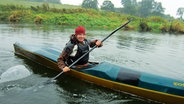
<box><xmin>0</xmin><ymin>24</ymin><xmax>184</xmax><ymax>104</ymax></box>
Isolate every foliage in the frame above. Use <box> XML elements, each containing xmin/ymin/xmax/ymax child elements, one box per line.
<box><xmin>139</xmin><ymin>20</ymin><xmax>152</xmax><ymax>32</ymax></box>
<box><xmin>160</xmin><ymin>23</ymin><xmax>170</xmax><ymax>33</ymax></box>
<box><xmin>177</xmin><ymin>8</ymin><xmax>184</xmax><ymax>20</ymax></box>
<box><xmin>34</xmin><ymin>15</ymin><xmax>43</xmax><ymax>24</ymax></box>
<box><xmin>139</xmin><ymin>0</ymin><xmax>154</xmax><ymax>17</ymax></box>
<box><xmin>151</xmin><ymin>2</ymin><xmax>165</xmax><ymax>17</ymax></box>
<box><xmin>170</xmin><ymin>20</ymin><xmax>184</xmax><ymax>33</ymax></box>
<box><xmin>26</xmin><ymin>0</ymin><xmax>60</xmax><ymax>4</ymax></box>
<box><xmin>121</xmin><ymin>0</ymin><xmax>165</xmax><ymax>18</ymax></box>
<box><xmin>82</xmin><ymin>0</ymin><xmax>98</xmax><ymax>10</ymax></box>
<box><xmin>0</xmin><ymin>4</ymin><xmax>27</xmax><ymax>11</ymax></box>
<box><xmin>148</xmin><ymin>16</ymin><xmax>166</xmax><ymax>23</ymax></box>
<box><xmin>101</xmin><ymin>0</ymin><xmax>115</xmax><ymax>12</ymax></box>
<box><xmin>121</xmin><ymin>0</ymin><xmax>137</xmax><ymax>15</ymax></box>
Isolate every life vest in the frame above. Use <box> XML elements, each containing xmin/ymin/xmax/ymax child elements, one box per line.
<box><xmin>66</xmin><ymin>39</ymin><xmax>90</xmax><ymax>66</ymax></box>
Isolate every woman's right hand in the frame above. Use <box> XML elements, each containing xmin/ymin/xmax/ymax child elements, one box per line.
<box><xmin>62</xmin><ymin>66</ymin><xmax>70</xmax><ymax>72</ymax></box>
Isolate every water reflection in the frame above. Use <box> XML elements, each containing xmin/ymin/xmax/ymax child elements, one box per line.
<box><xmin>117</xmin><ymin>32</ymin><xmax>159</xmax><ymax>52</ymax></box>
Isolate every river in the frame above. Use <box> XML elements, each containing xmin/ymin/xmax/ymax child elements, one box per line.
<box><xmin>0</xmin><ymin>24</ymin><xmax>184</xmax><ymax>104</ymax></box>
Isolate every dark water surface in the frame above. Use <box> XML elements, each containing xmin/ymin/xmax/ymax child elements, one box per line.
<box><xmin>0</xmin><ymin>24</ymin><xmax>184</xmax><ymax>104</ymax></box>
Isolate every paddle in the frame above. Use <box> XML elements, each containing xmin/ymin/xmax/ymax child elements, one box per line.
<box><xmin>46</xmin><ymin>19</ymin><xmax>133</xmax><ymax>84</ymax></box>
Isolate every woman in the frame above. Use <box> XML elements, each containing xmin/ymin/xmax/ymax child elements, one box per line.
<box><xmin>57</xmin><ymin>26</ymin><xmax>102</xmax><ymax>72</ymax></box>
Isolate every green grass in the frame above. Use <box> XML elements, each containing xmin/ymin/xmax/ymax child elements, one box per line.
<box><xmin>0</xmin><ymin>0</ymin><xmax>80</xmax><ymax>9</ymax></box>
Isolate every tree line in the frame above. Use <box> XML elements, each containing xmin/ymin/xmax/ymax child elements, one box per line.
<box><xmin>78</xmin><ymin>0</ymin><xmax>184</xmax><ymax>20</ymax></box>
<box><xmin>28</xmin><ymin>0</ymin><xmax>184</xmax><ymax>20</ymax></box>
<box><xmin>81</xmin><ymin>0</ymin><xmax>184</xmax><ymax>20</ymax></box>
<box><xmin>81</xmin><ymin>0</ymin><xmax>165</xmax><ymax>17</ymax></box>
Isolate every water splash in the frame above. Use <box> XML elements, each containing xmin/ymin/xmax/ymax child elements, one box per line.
<box><xmin>0</xmin><ymin>65</ymin><xmax>31</xmax><ymax>83</ymax></box>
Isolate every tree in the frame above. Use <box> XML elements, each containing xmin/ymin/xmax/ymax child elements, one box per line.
<box><xmin>138</xmin><ymin>0</ymin><xmax>154</xmax><ymax>17</ymax></box>
<box><xmin>101</xmin><ymin>0</ymin><xmax>115</xmax><ymax>12</ymax></box>
<box><xmin>151</xmin><ymin>2</ymin><xmax>165</xmax><ymax>16</ymax></box>
<box><xmin>82</xmin><ymin>0</ymin><xmax>98</xmax><ymax>10</ymax></box>
<box><xmin>121</xmin><ymin>0</ymin><xmax>137</xmax><ymax>15</ymax></box>
<box><xmin>121</xmin><ymin>0</ymin><xmax>132</xmax><ymax>6</ymax></box>
<box><xmin>177</xmin><ymin>7</ymin><xmax>184</xmax><ymax>20</ymax></box>
<box><xmin>138</xmin><ymin>0</ymin><xmax>165</xmax><ymax>17</ymax></box>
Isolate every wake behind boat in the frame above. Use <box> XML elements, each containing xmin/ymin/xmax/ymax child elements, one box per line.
<box><xmin>13</xmin><ymin>42</ymin><xmax>184</xmax><ymax>103</ymax></box>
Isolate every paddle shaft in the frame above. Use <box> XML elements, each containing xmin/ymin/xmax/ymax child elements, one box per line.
<box><xmin>51</xmin><ymin>19</ymin><xmax>132</xmax><ymax>80</ymax></box>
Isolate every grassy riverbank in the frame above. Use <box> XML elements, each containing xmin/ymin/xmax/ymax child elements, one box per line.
<box><xmin>0</xmin><ymin>0</ymin><xmax>184</xmax><ymax>34</ymax></box>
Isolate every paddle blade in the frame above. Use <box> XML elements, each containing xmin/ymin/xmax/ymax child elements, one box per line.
<box><xmin>43</xmin><ymin>79</ymin><xmax>57</xmax><ymax>85</ymax></box>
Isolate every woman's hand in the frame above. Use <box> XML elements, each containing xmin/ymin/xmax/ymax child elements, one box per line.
<box><xmin>62</xmin><ymin>66</ymin><xmax>70</xmax><ymax>72</ymax></box>
<box><xmin>95</xmin><ymin>40</ymin><xmax>103</xmax><ymax>47</ymax></box>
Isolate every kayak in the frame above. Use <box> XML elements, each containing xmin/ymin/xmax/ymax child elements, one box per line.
<box><xmin>13</xmin><ymin>42</ymin><xmax>184</xmax><ymax>103</ymax></box>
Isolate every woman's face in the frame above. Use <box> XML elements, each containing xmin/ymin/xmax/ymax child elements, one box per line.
<box><xmin>76</xmin><ymin>33</ymin><xmax>86</xmax><ymax>42</ymax></box>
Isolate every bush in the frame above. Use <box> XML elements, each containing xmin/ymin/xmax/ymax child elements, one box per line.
<box><xmin>170</xmin><ymin>20</ymin><xmax>184</xmax><ymax>33</ymax></box>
